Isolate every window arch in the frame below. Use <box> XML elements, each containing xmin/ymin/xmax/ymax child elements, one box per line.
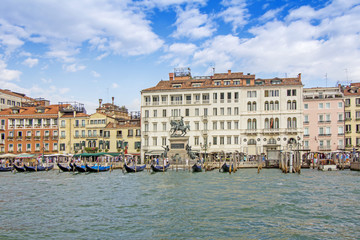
<box><xmin>265</xmin><ymin>118</ymin><xmax>269</xmax><ymax>129</ymax></box>
<box><xmin>275</xmin><ymin>118</ymin><xmax>279</xmax><ymax>129</ymax></box>
<box><xmin>275</xmin><ymin>101</ymin><xmax>279</xmax><ymax>110</ymax></box>
<box><xmin>287</xmin><ymin>100</ymin><xmax>292</xmax><ymax>110</ymax></box>
<box><xmin>252</xmin><ymin>102</ymin><xmax>257</xmax><ymax>111</ymax></box>
<box><xmin>292</xmin><ymin>100</ymin><xmax>297</xmax><ymax>110</ymax></box>
<box><xmin>248</xmin><ymin>139</ymin><xmax>256</xmax><ymax>145</ymax></box>
<box><xmin>247</xmin><ymin>119</ymin><xmax>252</xmax><ymax>129</ymax></box>
<box><xmin>252</xmin><ymin>119</ymin><xmax>257</xmax><ymax>129</ymax></box>
<box><xmin>264</xmin><ymin>101</ymin><xmax>269</xmax><ymax>111</ymax></box>
<box><xmin>292</xmin><ymin>117</ymin><xmax>297</xmax><ymax>128</ymax></box>
<box><xmin>287</xmin><ymin>117</ymin><xmax>292</xmax><ymax>128</ymax></box>
<box><xmin>247</xmin><ymin>102</ymin><xmax>252</xmax><ymax>111</ymax></box>
<box><xmin>268</xmin><ymin>138</ymin><xmax>277</xmax><ymax>144</ymax></box>
<box><xmin>270</xmin><ymin>101</ymin><xmax>274</xmax><ymax>110</ymax></box>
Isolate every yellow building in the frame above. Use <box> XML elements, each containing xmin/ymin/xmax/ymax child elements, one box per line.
<box><xmin>343</xmin><ymin>83</ymin><xmax>360</xmax><ymax>150</ymax></box>
<box><xmin>105</xmin><ymin>119</ymin><xmax>141</xmax><ymax>156</ymax></box>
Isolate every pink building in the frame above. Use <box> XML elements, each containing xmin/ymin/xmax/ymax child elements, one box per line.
<box><xmin>303</xmin><ymin>87</ymin><xmax>345</xmax><ymax>152</ymax></box>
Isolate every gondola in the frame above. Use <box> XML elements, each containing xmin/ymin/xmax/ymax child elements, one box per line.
<box><xmin>74</xmin><ymin>163</ymin><xmax>87</xmax><ymax>172</ymax></box>
<box><xmin>24</xmin><ymin>164</ymin><xmax>54</xmax><ymax>172</ymax></box>
<box><xmin>219</xmin><ymin>163</ymin><xmax>233</xmax><ymax>173</ymax></box>
<box><xmin>0</xmin><ymin>166</ymin><xmax>13</xmax><ymax>172</ymax></box>
<box><xmin>85</xmin><ymin>164</ymin><xmax>111</xmax><ymax>172</ymax></box>
<box><xmin>57</xmin><ymin>163</ymin><xmax>73</xmax><ymax>172</ymax></box>
<box><xmin>205</xmin><ymin>165</ymin><xmax>216</xmax><ymax>171</ymax></box>
<box><xmin>124</xmin><ymin>163</ymin><xmax>146</xmax><ymax>173</ymax></box>
<box><xmin>151</xmin><ymin>163</ymin><xmax>170</xmax><ymax>172</ymax></box>
<box><xmin>13</xmin><ymin>164</ymin><xmax>26</xmax><ymax>172</ymax></box>
<box><xmin>192</xmin><ymin>163</ymin><xmax>202</xmax><ymax>172</ymax></box>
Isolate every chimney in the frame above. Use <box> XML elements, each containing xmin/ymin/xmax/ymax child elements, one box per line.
<box><xmin>99</xmin><ymin>99</ymin><xmax>102</xmax><ymax>108</ymax></box>
<box><xmin>112</xmin><ymin>97</ymin><xmax>114</xmax><ymax>105</ymax></box>
<box><xmin>169</xmin><ymin>73</ymin><xmax>174</xmax><ymax>81</ymax></box>
<box><xmin>298</xmin><ymin>73</ymin><xmax>301</xmax><ymax>80</ymax></box>
<box><xmin>228</xmin><ymin>70</ymin><xmax>231</xmax><ymax>75</ymax></box>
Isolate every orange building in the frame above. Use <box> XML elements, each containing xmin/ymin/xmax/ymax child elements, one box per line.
<box><xmin>0</xmin><ymin>105</ymin><xmax>61</xmax><ymax>154</ymax></box>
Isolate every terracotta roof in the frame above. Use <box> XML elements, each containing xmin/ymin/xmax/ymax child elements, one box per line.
<box><xmin>142</xmin><ymin>71</ymin><xmax>302</xmax><ymax>92</ymax></box>
<box><xmin>0</xmin><ymin>104</ymin><xmax>61</xmax><ymax>118</ymax></box>
<box><xmin>0</xmin><ymin>89</ymin><xmax>33</xmax><ymax>101</ymax></box>
<box><xmin>343</xmin><ymin>85</ymin><xmax>360</xmax><ymax>96</ymax></box>
<box><xmin>60</xmin><ymin>112</ymin><xmax>89</xmax><ymax>118</ymax></box>
<box><xmin>105</xmin><ymin>121</ymin><xmax>140</xmax><ymax>129</ymax></box>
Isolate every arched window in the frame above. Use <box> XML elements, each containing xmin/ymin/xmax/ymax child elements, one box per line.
<box><xmin>270</xmin><ymin>101</ymin><xmax>274</xmax><ymax>110</ymax></box>
<box><xmin>264</xmin><ymin>101</ymin><xmax>269</xmax><ymax>111</ymax></box>
<box><xmin>292</xmin><ymin>117</ymin><xmax>297</xmax><ymax>128</ymax></box>
<box><xmin>287</xmin><ymin>100</ymin><xmax>292</xmax><ymax>110</ymax></box>
<box><xmin>292</xmin><ymin>100</ymin><xmax>297</xmax><ymax>110</ymax></box>
<box><xmin>247</xmin><ymin>119</ymin><xmax>252</xmax><ymax>129</ymax></box>
<box><xmin>247</xmin><ymin>102</ymin><xmax>252</xmax><ymax>111</ymax></box>
<box><xmin>275</xmin><ymin>118</ymin><xmax>279</xmax><ymax>129</ymax></box>
<box><xmin>88</xmin><ymin>141</ymin><xmax>91</xmax><ymax>148</ymax></box>
<box><xmin>287</xmin><ymin>118</ymin><xmax>292</xmax><ymax>128</ymax></box>
<box><xmin>265</xmin><ymin>118</ymin><xmax>269</xmax><ymax>129</ymax></box>
<box><xmin>252</xmin><ymin>102</ymin><xmax>257</xmax><ymax>111</ymax></box>
<box><xmin>248</xmin><ymin>139</ymin><xmax>256</xmax><ymax>145</ymax></box>
<box><xmin>270</xmin><ymin>118</ymin><xmax>275</xmax><ymax>129</ymax></box>
<box><xmin>252</xmin><ymin>119</ymin><xmax>257</xmax><ymax>129</ymax></box>
<box><xmin>275</xmin><ymin>101</ymin><xmax>279</xmax><ymax>110</ymax></box>
<box><xmin>268</xmin><ymin>138</ymin><xmax>277</xmax><ymax>144</ymax></box>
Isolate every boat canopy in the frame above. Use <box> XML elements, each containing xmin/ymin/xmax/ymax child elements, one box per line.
<box><xmin>73</xmin><ymin>152</ymin><xmax>121</xmax><ymax>157</ymax></box>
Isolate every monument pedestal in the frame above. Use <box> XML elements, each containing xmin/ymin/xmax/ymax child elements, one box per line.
<box><xmin>168</xmin><ymin>136</ymin><xmax>189</xmax><ymax>164</ymax></box>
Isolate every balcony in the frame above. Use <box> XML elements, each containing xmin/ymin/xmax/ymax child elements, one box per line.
<box><xmin>318</xmin><ymin>145</ymin><xmax>331</xmax><ymax>151</ymax></box>
<box><xmin>345</xmin><ymin>118</ymin><xmax>352</xmax><ymax>121</ymax></box>
<box><xmin>171</xmin><ymin>101</ymin><xmax>183</xmax><ymax>105</ymax></box>
<box><xmin>0</xmin><ymin>139</ymin><xmax>4</xmax><ymax>144</ymax></box>
<box><xmin>285</xmin><ymin>128</ymin><xmax>297</xmax><ymax>134</ymax></box>
<box><xmin>201</xmin><ymin>130</ymin><xmax>208</xmax><ymax>136</ymax></box>
<box><xmin>202</xmin><ymin>115</ymin><xmax>208</xmax><ymax>122</ymax></box>
<box><xmin>303</xmin><ymin>121</ymin><xmax>309</xmax><ymax>124</ymax></box>
<box><xmin>52</xmin><ymin>136</ymin><xmax>58</xmax><ymax>140</ymax></box>
<box><xmin>16</xmin><ymin>136</ymin><xmax>23</xmax><ymax>140</ymax></box>
<box><xmin>304</xmin><ymin>134</ymin><xmax>310</xmax><ymax>138</ymax></box>
<box><xmin>7</xmin><ymin>136</ymin><xmax>13</xmax><ymax>141</ymax></box>
<box><xmin>303</xmin><ymin>146</ymin><xmax>310</xmax><ymax>150</ymax></box>
<box><xmin>34</xmin><ymin>136</ymin><xmax>41</xmax><ymax>140</ymax></box>
<box><xmin>245</xmin><ymin>129</ymin><xmax>258</xmax><ymax>135</ymax></box>
<box><xmin>143</xmin><ymin>131</ymin><xmax>149</xmax><ymax>136</ymax></box>
<box><xmin>0</xmin><ymin>126</ymin><xmax>5</xmax><ymax>130</ymax></box>
<box><xmin>152</xmin><ymin>101</ymin><xmax>159</xmax><ymax>106</ymax></box>
<box><xmin>202</xmin><ymin>100</ymin><xmax>210</xmax><ymax>104</ymax></box>
<box><xmin>264</xmin><ymin>129</ymin><xmax>281</xmax><ymax>135</ymax></box>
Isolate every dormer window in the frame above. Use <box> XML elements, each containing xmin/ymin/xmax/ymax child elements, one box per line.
<box><xmin>12</xmin><ymin>109</ymin><xmax>19</xmax><ymax>114</ymax></box>
<box><xmin>172</xmin><ymin>84</ymin><xmax>182</xmax><ymax>88</ymax></box>
<box><xmin>271</xmin><ymin>80</ymin><xmax>281</xmax><ymax>84</ymax></box>
<box><xmin>224</xmin><ymin>81</ymin><xmax>230</xmax><ymax>86</ymax></box>
<box><xmin>192</xmin><ymin>83</ymin><xmax>201</xmax><ymax>87</ymax></box>
<box><xmin>234</xmin><ymin>80</ymin><xmax>240</xmax><ymax>85</ymax></box>
<box><xmin>255</xmin><ymin>80</ymin><xmax>264</xmax><ymax>85</ymax></box>
<box><xmin>214</xmin><ymin>81</ymin><xmax>221</xmax><ymax>86</ymax></box>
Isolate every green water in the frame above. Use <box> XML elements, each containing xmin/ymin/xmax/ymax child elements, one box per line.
<box><xmin>0</xmin><ymin>169</ymin><xmax>359</xmax><ymax>239</ymax></box>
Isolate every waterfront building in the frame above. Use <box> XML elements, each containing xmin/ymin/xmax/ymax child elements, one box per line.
<box><xmin>0</xmin><ymin>104</ymin><xmax>60</xmax><ymax>154</ymax></box>
<box><xmin>0</xmin><ymin>89</ymin><xmax>34</xmax><ymax>110</ymax></box>
<box><xmin>58</xmin><ymin>100</ymin><xmax>141</xmax><ymax>155</ymax></box>
<box><xmin>140</xmin><ymin>68</ymin><xmax>304</xmax><ymax>161</ymax></box>
<box><xmin>303</xmin><ymin>87</ymin><xmax>345</xmax><ymax>152</ymax></box>
<box><xmin>343</xmin><ymin>83</ymin><xmax>360</xmax><ymax>151</ymax></box>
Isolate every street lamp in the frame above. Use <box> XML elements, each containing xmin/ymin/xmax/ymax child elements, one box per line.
<box><xmin>200</xmin><ymin>142</ymin><xmax>211</xmax><ymax>163</ymax></box>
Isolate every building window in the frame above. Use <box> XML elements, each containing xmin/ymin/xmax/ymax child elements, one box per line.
<box><xmin>213</xmin><ymin>136</ymin><xmax>217</xmax><ymax>145</ymax></box>
<box><xmin>304</xmin><ymin>104</ymin><xmax>308</xmax><ymax>109</ymax></box>
<box><xmin>338</xmin><ymin>102</ymin><xmax>343</xmax><ymax>108</ymax></box>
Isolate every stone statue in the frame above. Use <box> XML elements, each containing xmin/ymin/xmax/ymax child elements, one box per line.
<box><xmin>186</xmin><ymin>144</ymin><xmax>197</xmax><ymax>160</ymax></box>
<box><xmin>162</xmin><ymin>145</ymin><xmax>169</xmax><ymax>158</ymax></box>
<box><xmin>170</xmin><ymin>117</ymin><xmax>190</xmax><ymax>136</ymax></box>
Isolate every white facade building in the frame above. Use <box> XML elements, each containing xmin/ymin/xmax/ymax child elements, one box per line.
<box><xmin>141</xmin><ymin>69</ymin><xmax>303</xmax><ymax>162</ymax></box>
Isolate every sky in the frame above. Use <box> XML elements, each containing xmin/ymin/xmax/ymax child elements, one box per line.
<box><xmin>0</xmin><ymin>0</ymin><xmax>359</xmax><ymax>113</ymax></box>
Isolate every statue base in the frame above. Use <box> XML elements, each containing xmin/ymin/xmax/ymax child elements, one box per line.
<box><xmin>168</xmin><ymin>136</ymin><xmax>189</xmax><ymax>164</ymax></box>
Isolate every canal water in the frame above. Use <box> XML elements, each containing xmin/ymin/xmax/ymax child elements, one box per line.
<box><xmin>0</xmin><ymin>169</ymin><xmax>359</xmax><ymax>240</ymax></box>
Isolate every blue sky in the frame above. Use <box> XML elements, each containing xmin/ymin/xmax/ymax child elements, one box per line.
<box><xmin>0</xmin><ymin>0</ymin><xmax>359</xmax><ymax>113</ymax></box>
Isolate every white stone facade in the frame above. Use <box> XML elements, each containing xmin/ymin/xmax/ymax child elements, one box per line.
<box><xmin>141</xmin><ymin>70</ymin><xmax>303</xmax><ymax>162</ymax></box>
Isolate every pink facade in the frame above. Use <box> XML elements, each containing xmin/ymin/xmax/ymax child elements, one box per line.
<box><xmin>303</xmin><ymin>87</ymin><xmax>344</xmax><ymax>152</ymax></box>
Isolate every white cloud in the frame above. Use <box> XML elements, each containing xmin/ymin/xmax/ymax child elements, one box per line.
<box><xmin>91</xmin><ymin>71</ymin><xmax>100</xmax><ymax>78</ymax></box>
<box><xmin>0</xmin><ymin>59</ymin><xmax>22</xmax><ymax>81</ymax></box>
<box><xmin>112</xmin><ymin>83</ymin><xmax>119</xmax><ymax>88</ymax></box>
<box><xmin>0</xmin><ymin>1</ymin><xmax>164</xmax><ymax>62</ymax></box>
<box><xmin>161</xmin><ymin>42</ymin><xmax>197</xmax><ymax>66</ymax></box>
<box><xmin>259</xmin><ymin>7</ymin><xmax>284</xmax><ymax>22</ymax></box>
<box><xmin>22</xmin><ymin>58</ymin><xmax>39</xmax><ymax>68</ymax></box>
<box><xmin>41</xmin><ymin>78</ymin><xmax>52</xmax><ymax>84</ymax></box>
<box><xmin>63</xmin><ymin>63</ymin><xmax>86</xmax><ymax>72</ymax></box>
<box><xmin>191</xmin><ymin>1</ymin><xmax>360</xmax><ymax>86</ymax></box>
<box><xmin>218</xmin><ymin>0</ymin><xmax>248</xmax><ymax>32</ymax></box>
<box><xmin>172</xmin><ymin>7</ymin><xmax>216</xmax><ymax>39</ymax></box>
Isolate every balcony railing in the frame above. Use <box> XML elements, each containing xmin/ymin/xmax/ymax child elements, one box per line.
<box><xmin>245</xmin><ymin>129</ymin><xmax>258</xmax><ymax>135</ymax></box>
<box><xmin>318</xmin><ymin>145</ymin><xmax>331</xmax><ymax>151</ymax></box>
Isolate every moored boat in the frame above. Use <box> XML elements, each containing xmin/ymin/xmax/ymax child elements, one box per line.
<box><xmin>124</xmin><ymin>163</ymin><xmax>146</xmax><ymax>173</ymax></box>
<box><xmin>0</xmin><ymin>166</ymin><xmax>13</xmax><ymax>172</ymax></box>
<box><xmin>74</xmin><ymin>163</ymin><xmax>87</xmax><ymax>172</ymax></box>
<box><xmin>318</xmin><ymin>159</ymin><xmax>337</xmax><ymax>171</ymax></box>
<box><xmin>24</xmin><ymin>164</ymin><xmax>54</xmax><ymax>172</ymax></box>
<box><xmin>219</xmin><ymin>163</ymin><xmax>233</xmax><ymax>173</ymax></box>
<box><xmin>13</xmin><ymin>164</ymin><xmax>26</xmax><ymax>172</ymax></box>
<box><xmin>85</xmin><ymin>164</ymin><xmax>111</xmax><ymax>172</ymax></box>
<box><xmin>57</xmin><ymin>163</ymin><xmax>73</xmax><ymax>172</ymax></box>
<box><xmin>192</xmin><ymin>163</ymin><xmax>202</xmax><ymax>172</ymax></box>
<box><xmin>151</xmin><ymin>164</ymin><xmax>170</xmax><ymax>172</ymax></box>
